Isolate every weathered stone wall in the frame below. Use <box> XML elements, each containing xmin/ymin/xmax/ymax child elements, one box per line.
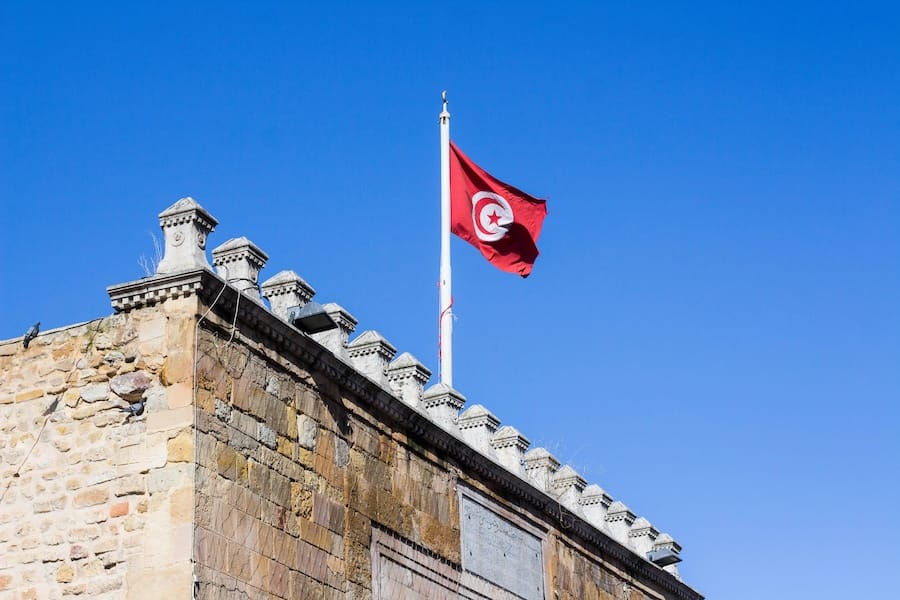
<box><xmin>191</xmin><ymin>319</ymin><xmax>462</xmax><ymax>599</ymax></box>
<box><xmin>0</xmin><ymin>298</ymin><xmax>198</xmax><ymax>599</ymax></box>
<box><xmin>189</xmin><ymin>311</ymin><xmax>682</xmax><ymax>600</ymax></box>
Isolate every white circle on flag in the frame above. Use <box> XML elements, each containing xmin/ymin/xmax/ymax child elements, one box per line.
<box><xmin>471</xmin><ymin>191</ymin><xmax>514</xmax><ymax>242</ymax></box>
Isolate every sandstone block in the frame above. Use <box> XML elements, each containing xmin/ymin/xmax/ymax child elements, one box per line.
<box><xmin>147</xmin><ymin>405</ymin><xmax>192</xmax><ymax>432</ymax></box>
<box><xmin>166</xmin><ymin>381</ymin><xmax>193</xmax><ymax>409</ymax></box>
<box><xmin>167</xmin><ymin>429</ymin><xmax>193</xmax><ymax>462</ymax></box>
<box><xmin>55</xmin><ymin>564</ymin><xmax>74</xmax><ymax>583</ymax></box>
<box><xmin>16</xmin><ymin>389</ymin><xmax>44</xmax><ymax>403</ymax></box>
<box><xmin>74</xmin><ymin>487</ymin><xmax>109</xmax><ymax>508</ymax></box>
<box><xmin>169</xmin><ymin>486</ymin><xmax>193</xmax><ymax>523</ymax></box>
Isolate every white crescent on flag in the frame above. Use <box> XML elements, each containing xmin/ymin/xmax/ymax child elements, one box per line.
<box><xmin>471</xmin><ymin>191</ymin><xmax>514</xmax><ymax>242</ymax></box>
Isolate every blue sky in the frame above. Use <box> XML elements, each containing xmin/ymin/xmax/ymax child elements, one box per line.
<box><xmin>1</xmin><ymin>2</ymin><xmax>898</xmax><ymax>597</ymax></box>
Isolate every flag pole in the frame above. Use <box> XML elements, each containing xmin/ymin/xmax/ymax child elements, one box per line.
<box><xmin>439</xmin><ymin>91</ymin><xmax>453</xmax><ymax>386</ymax></box>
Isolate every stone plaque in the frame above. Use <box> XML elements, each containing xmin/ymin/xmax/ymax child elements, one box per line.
<box><xmin>460</xmin><ymin>495</ymin><xmax>544</xmax><ymax>600</ymax></box>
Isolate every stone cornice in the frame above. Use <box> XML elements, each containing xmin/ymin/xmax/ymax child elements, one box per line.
<box><xmin>107</xmin><ymin>270</ymin><xmax>208</xmax><ymax>312</ymax></box>
<box><xmin>107</xmin><ymin>268</ymin><xmax>703</xmax><ymax>600</ymax></box>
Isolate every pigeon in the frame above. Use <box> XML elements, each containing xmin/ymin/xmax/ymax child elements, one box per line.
<box><xmin>121</xmin><ymin>400</ymin><xmax>145</xmax><ymax>419</ymax></box>
<box><xmin>23</xmin><ymin>322</ymin><xmax>40</xmax><ymax>348</ymax></box>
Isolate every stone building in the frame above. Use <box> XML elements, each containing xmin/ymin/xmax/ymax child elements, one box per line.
<box><xmin>0</xmin><ymin>198</ymin><xmax>703</xmax><ymax>600</ymax></box>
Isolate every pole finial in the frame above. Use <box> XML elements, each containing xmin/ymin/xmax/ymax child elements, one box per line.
<box><xmin>441</xmin><ymin>90</ymin><xmax>448</xmax><ymax>111</ymax></box>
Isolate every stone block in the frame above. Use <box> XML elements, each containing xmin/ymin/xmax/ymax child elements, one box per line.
<box><xmin>73</xmin><ymin>487</ymin><xmax>109</xmax><ymax>508</ymax></box>
<box><xmin>169</xmin><ymin>486</ymin><xmax>193</xmax><ymax>523</ymax></box>
<box><xmin>148</xmin><ymin>464</ymin><xmax>191</xmax><ymax>494</ymax></box>
<box><xmin>55</xmin><ymin>563</ymin><xmax>74</xmax><ymax>583</ymax></box>
<box><xmin>80</xmin><ymin>383</ymin><xmax>110</xmax><ymax>403</ymax></box>
<box><xmin>298</xmin><ymin>414</ymin><xmax>318</xmax><ymax>450</ymax></box>
<box><xmin>109</xmin><ymin>501</ymin><xmax>129</xmax><ymax>518</ymax></box>
<box><xmin>16</xmin><ymin>389</ymin><xmax>44</xmax><ymax>403</ymax></box>
<box><xmin>167</xmin><ymin>429</ymin><xmax>193</xmax><ymax>462</ymax></box>
<box><xmin>147</xmin><ymin>405</ymin><xmax>192</xmax><ymax>432</ymax></box>
<box><xmin>109</xmin><ymin>372</ymin><xmax>152</xmax><ymax>401</ymax></box>
<box><xmin>166</xmin><ymin>381</ymin><xmax>193</xmax><ymax>409</ymax></box>
<box><xmin>258</xmin><ymin>421</ymin><xmax>277</xmax><ymax>449</ymax></box>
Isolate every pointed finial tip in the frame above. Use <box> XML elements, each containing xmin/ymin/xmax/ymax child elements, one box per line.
<box><xmin>441</xmin><ymin>90</ymin><xmax>447</xmax><ymax>102</ymax></box>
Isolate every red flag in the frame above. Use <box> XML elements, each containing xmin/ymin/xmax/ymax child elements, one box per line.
<box><xmin>449</xmin><ymin>142</ymin><xmax>547</xmax><ymax>277</ymax></box>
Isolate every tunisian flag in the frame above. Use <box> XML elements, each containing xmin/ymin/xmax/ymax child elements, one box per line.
<box><xmin>449</xmin><ymin>142</ymin><xmax>547</xmax><ymax>277</ymax></box>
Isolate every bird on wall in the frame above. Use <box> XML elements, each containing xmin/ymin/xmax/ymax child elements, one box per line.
<box><xmin>121</xmin><ymin>400</ymin><xmax>145</xmax><ymax>419</ymax></box>
<box><xmin>23</xmin><ymin>322</ymin><xmax>40</xmax><ymax>348</ymax></box>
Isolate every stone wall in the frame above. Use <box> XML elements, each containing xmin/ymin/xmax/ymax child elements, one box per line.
<box><xmin>0</xmin><ymin>298</ymin><xmax>198</xmax><ymax>599</ymax></box>
<box><xmin>191</xmin><ymin>316</ymin><xmax>462</xmax><ymax>599</ymax></box>
<box><xmin>185</xmin><ymin>289</ymin><xmax>691</xmax><ymax>600</ymax></box>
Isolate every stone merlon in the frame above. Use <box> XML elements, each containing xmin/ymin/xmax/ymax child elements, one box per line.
<box><xmin>155</xmin><ymin>196</ymin><xmax>218</xmax><ymax>274</ymax></box>
<box><xmin>522</xmin><ymin>447</ymin><xmax>560</xmax><ymax>493</ymax></box>
<box><xmin>457</xmin><ymin>404</ymin><xmax>500</xmax><ymax>457</ymax></box>
<box><xmin>310</xmin><ymin>302</ymin><xmax>357</xmax><ymax>360</ymax></box>
<box><xmin>490</xmin><ymin>425</ymin><xmax>530</xmax><ymax>476</ymax></box>
<box><xmin>549</xmin><ymin>464</ymin><xmax>587</xmax><ymax>512</ymax></box>
<box><xmin>212</xmin><ymin>236</ymin><xmax>268</xmax><ymax>300</ymax></box>
<box><xmin>579</xmin><ymin>483</ymin><xmax>613</xmax><ymax>531</ymax></box>
<box><xmin>261</xmin><ymin>270</ymin><xmax>316</xmax><ymax>320</ymax></box>
<box><xmin>386</xmin><ymin>352</ymin><xmax>431</xmax><ymax>408</ymax></box>
<box><xmin>347</xmin><ymin>330</ymin><xmax>397</xmax><ymax>387</ymax></box>
<box><xmin>421</xmin><ymin>382</ymin><xmax>466</xmax><ymax>431</ymax></box>
<box><xmin>605</xmin><ymin>500</ymin><xmax>637</xmax><ymax>545</ymax></box>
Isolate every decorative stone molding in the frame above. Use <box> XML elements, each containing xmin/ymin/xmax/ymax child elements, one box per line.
<box><xmin>421</xmin><ymin>383</ymin><xmax>466</xmax><ymax>431</ymax></box>
<box><xmin>457</xmin><ymin>404</ymin><xmax>500</xmax><ymax>457</ymax></box>
<box><xmin>386</xmin><ymin>352</ymin><xmax>431</xmax><ymax>408</ymax></box>
<box><xmin>522</xmin><ymin>448</ymin><xmax>560</xmax><ymax>493</ymax></box>
<box><xmin>579</xmin><ymin>484</ymin><xmax>613</xmax><ymax>531</ymax></box>
<box><xmin>490</xmin><ymin>426</ymin><xmax>530</xmax><ymax>477</ymax></box>
<box><xmin>310</xmin><ymin>303</ymin><xmax>357</xmax><ymax>360</ymax></box>
<box><xmin>605</xmin><ymin>500</ymin><xmax>637</xmax><ymax>545</ymax></box>
<box><xmin>628</xmin><ymin>516</ymin><xmax>660</xmax><ymax>556</ymax></box>
<box><xmin>260</xmin><ymin>270</ymin><xmax>315</xmax><ymax>320</ymax></box>
<box><xmin>155</xmin><ymin>197</ymin><xmax>218</xmax><ymax>275</ymax></box>
<box><xmin>108</xmin><ymin>269</ymin><xmax>209</xmax><ymax>313</ymax></box>
<box><xmin>550</xmin><ymin>464</ymin><xmax>587</xmax><ymax>512</ymax></box>
<box><xmin>211</xmin><ymin>237</ymin><xmax>269</xmax><ymax>300</ymax></box>
<box><xmin>347</xmin><ymin>330</ymin><xmax>397</xmax><ymax>387</ymax></box>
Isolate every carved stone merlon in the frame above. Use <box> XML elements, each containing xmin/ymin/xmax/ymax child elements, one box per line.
<box><xmin>457</xmin><ymin>404</ymin><xmax>500</xmax><ymax>457</ymax></box>
<box><xmin>347</xmin><ymin>330</ymin><xmax>397</xmax><ymax>387</ymax></box>
<box><xmin>628</xmin><ymin>516</ymin><xmax>660</xmax><ymax>556</ymax></box>
<box><xmin>310</xmin><ymin>303</ymin><xmax>357</xmax><ymax>360</ymax></box>
<box><xmin>211</xmin><ymin>237</ymin><xmax>268</xmax><ymax>300</ymax></box>
<box><xmin>605</xmin><ymin>500</ymin><xmax>637</xmax><ymax>545</ymax></box>
<box><xmin>522</xmin><ymin>447</ymin><xmax>560</xmax><ymax>493</ymax></box>
<box><xmin>260</xmin><ymin>270</ymin><xmax>316</xmax><ymax>320</ymax></box>
<box><xmin>651</xmin><ymin>533</ymin><xmax>683</xmax><ymax>577</ymax></box>
<box><xmin>421</xmin><ymin>383</ymin><xmax>466</xmax><ymax>431</ymax></box>
<box><xmin>579</xmin><ymin>484</ymin><xmax>613</xmax><ymax>531</ymax></box>
<box><xmin>155</xmin><ymin>197</ymin><xmax>218</xmax><ymax>275</ymax></box>
<box><xmin>549</xmin><ymin>464</ymin><xmax>587</xmax><ymax>512</ymax></box>
<box><xmin>490</xmin><ymin>426</ymin><xmax>530</xmax><ymax>477</ymax></box>
<box><xmin>386</xmin><ymin>352</ymin><xmax>431</xmax><ymax>408</ymax></box>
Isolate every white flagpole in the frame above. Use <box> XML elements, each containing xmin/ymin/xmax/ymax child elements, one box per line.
<box><xmin>439</xmin><ymin>91</ymin><xmax>453</xmax><ymax>386</ymax></box>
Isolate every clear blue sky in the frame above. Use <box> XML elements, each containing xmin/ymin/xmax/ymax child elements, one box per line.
<box><xmin>2</xmin><ymin>2</ymin><xmax>898</xmax><ymax>597</ymax></box>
